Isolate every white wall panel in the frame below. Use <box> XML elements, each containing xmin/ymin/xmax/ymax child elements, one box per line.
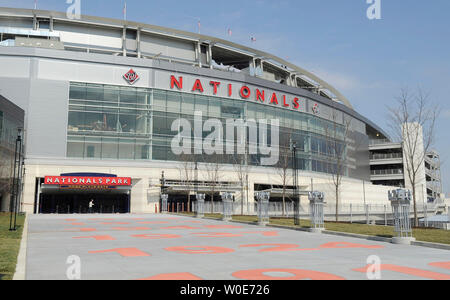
<box><xmin>37</xmin><ymin>58</ymin><xmax>151</xmax><ymax>87</ymax></box>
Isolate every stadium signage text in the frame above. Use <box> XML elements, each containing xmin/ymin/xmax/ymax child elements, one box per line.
<box><xmin>169</xmin><ymin>75</ymin><xmax>303</xmax><ymax>110</ymax></box>
<box><xmin>44</xmin><ymin>176</ymin><xmax>132</xmax><ymax>186</ymax></box>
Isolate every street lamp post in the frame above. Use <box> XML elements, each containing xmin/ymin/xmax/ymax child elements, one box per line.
<box><xmin>9</xmin><ymin>129</ymin><xmax>23</xmax><ymax>231</ymax></box>
<box><xmin>290</xmin><ymin>140</ymin><xmax>300</xmax><ymax>226</ymax></box>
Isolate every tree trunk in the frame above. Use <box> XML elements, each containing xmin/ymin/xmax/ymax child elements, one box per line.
<box><xmin>282</xmin><ymin>191</ymin><xmax>286</xmax><ymax>217</ymax></box>
<box><xmin>412</xmin><ymin>184</ymin><xmax>418</xmax><ymax>227</ymax></box>
<box><xmin>187</xmin><ymin>193</ymin><xmax>190</xmax><ymax>213</ymax></box>
<box><xmin>241</xmin><ymin>186</ymin><xmax>244</xmax><ymax>215</ymax></box>
<box><xmin>335</xmin><ymin>186</ymin><xmax>339</xmax><ymax>222</ymax></box>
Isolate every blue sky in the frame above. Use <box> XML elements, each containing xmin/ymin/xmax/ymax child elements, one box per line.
<box><xmin>2</xmin><ymin>0</ymin><xmax>450</xmax><ymax>194</ymax></box>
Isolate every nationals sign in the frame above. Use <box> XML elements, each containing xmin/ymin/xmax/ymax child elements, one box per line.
<box><xmin>44</xmin><ymin>176</ymin><xmax>132</xmax><ymax>186</ymax></box>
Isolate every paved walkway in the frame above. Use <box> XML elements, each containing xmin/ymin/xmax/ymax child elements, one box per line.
<box><xmin>26</xmin><ymin>214</ymin><xmax>450</xmax><ymax>280</ymax></box>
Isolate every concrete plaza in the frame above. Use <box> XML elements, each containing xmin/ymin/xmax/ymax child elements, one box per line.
<box><xmin>25</xmin><ymin>214</ymin><xmax>450</xmax><ymax>280</ymax></box>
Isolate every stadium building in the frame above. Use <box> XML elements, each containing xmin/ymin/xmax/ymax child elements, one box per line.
<box><xmin>0</xmin><ymin>7</ymin><xmax>441</xmax><ymax>215</ymax></box>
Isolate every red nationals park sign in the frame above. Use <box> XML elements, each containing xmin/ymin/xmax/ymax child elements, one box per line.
<box><xmin>44</xmin><ymin>176</ymin><xmax>132</xmax><ymax>186</ymax></box>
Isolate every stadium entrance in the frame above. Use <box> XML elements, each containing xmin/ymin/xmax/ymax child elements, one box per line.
<box><xmin>36</xmin><ymin>173</ymin><xmax>132</xmax><ymax>214</ymax></box>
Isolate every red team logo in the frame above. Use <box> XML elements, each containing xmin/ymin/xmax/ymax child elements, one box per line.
<box><xmin>123</xmin><ymin>69</ymin><xmax>139</xmax><ymax>85</ymax></box>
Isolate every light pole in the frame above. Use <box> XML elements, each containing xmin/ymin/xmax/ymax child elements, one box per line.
<box><xmin>290</xmin><ymin>140</ymin><xmax>299</xmax><ymax>226</ymax></box>
<box><xmin>9</xmin><ymin>128</ymin><xmax>23</xmax><ymax>231</ymax></box>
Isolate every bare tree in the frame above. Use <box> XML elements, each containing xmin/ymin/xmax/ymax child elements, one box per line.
<box><xmin>388</xmin><ymin>88</ymin><xmax>438</xmax><ymax>227</ymax></box>
<box><xmin>176</xmin><ymin>153</ymin><xmax>195</xmax><ymax>212</ymax></box>
<box><xmin>276</xmin><ymin>133</ymin><xmax>293</xmax><ymax>217</ymax></box>
<box><xmin>325</xmin><ymin>110</ymin><xmax>352</xmax><ymax>222</ymax></box>
<box><xmin>203</xmin><ymin>154</ymin><xmax>223</xmax><ymax>214</ymax></box>
<box><xmin>232</xmin><ymin>152</ymin><xmax>251</xmax><ymax>215</ymax></box>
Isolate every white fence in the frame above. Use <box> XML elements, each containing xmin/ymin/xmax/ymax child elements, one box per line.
<box><xmin>191</xmin><ymin>201</ymin><xmax>441</xmax><ymax>226</ymax></box>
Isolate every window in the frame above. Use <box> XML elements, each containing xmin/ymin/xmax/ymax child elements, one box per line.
<box><xmin>66</xmin><ymin>83</ymin><xmax>349</xmax><ymax>175</ymax></box>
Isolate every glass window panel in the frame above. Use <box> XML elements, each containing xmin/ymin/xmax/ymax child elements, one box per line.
<box><xmin>101</xmin><ymin>137</ymin><xmax>119</xmax><ymax>159</ymax></box>
<box><xmin>120</xmin><ymin>87</ymin><xmax>137</xmax><ymax>108</ymax></box>
<box><xmin>67</xmin><ymin>140</ymin><xmax>84</xmax><ymax>158</ymax></box>
<box><xmin>68</xmin><ymin>111</ymin><xmax>85</xmax><ymax>132</ymax></box>
<box><xmin>257</xmin><ymin>105</ymin><xmax>266</xmax><ymax>120</ymax></box>
<box><xmin>136</xmin><ymin>89</ymin><xmax>149</xmax><ymax>106</ymax></box>
<box><xmin>118</xmin><ymin>109</ymin><xmax>137</xmax><ymax>134</ymax></box>
<box><xmin>135</xmin><ymin>111</ymin><xmax>149</xmax><ymax>135</ymax></box>
<box><xmin>103</xmin><ymin>85</ymin><xmax>119</xmax><ymax>103</ymax></box>
<box><xmin>69</xmin><ymin>83</ymin><xmax>86</xmax><ymax>100</ymax></box>
<box><xmin>86</xmin><ymin>84</ymin><xmax>104</xmax><ymax>101</ymax></box>
<box><xmin>152</xmin><ymin>145</ymin><xmax>167</xmax><ymax>161</ymax></box>
<box><xmin>119</xmin><ymin>138</ymin><xmax>135</xmax><ymax>159</ymax></box>
<box><xmin>165</xmin><ymin>113</ymin><xmax>180</xmax><ymax>137</ymax></box>
<box><xmin>208</xmin><ymin>97</ymin><xmax>221</xmax><ymax>118</ymax></box>
<box><xmin>135</xmin><ymin>139</ymin><xmax>150</xmax><ymax>160</ymax></box>
<box><xmin>153</xmin><ymin>90</ymin><xmax>167</xmax><ymax>112</ymax></box>
<box><xmin>182</xmin><ymin>94</ymin><xmax>195</xmax><ymax>115</ymax></box>
<box><xmin>152</xmin><ymin>111</ymin><xmax>167</xmax><ymax>136</ymax></box>
<box><xmin>195</xmin><ymin>95</ymin><xmax>208</xmax><ymax>113</ymax></box>
<box><xmin>84</xmin><ymin>137</ymin><xmax>101</xmax><ymax>159</ymax></box>
<box><xmin>166</xmin><ymin>92</ymin><xmax>181</xmax><ymax>113</ymax></box>
<box><xmin>247</xmin><ymin>103</ymin><xmax>257</xmax><ymax>120</ymax></box>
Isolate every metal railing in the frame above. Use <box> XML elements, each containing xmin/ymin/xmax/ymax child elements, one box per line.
<box><xmin>371</xmin><ymin>169</ymin><xmax>404</xmax><ymax>176</ymax></box>
<box><xmin>369</xmin><ymin>139</ymin><xmax>393</xmax><ymax>145</ymax></box>
<box><xmin>370</xmin><ymin>153</ymin><xmax>403</xmax><ymax>160</ymax></box>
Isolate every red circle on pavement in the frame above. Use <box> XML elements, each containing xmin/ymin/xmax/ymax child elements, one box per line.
<box><xmin>232</xmin><ymin>269</ymin><xmax>345</xmax><ymax>280</ymax></box>
<box><xmin>165</xmin><ymin>246</ymin><xmax>235</xmax><ymax>254</ymax></box>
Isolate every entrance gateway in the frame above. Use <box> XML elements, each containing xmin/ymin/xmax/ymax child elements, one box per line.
<box><xmin>35</xmin><ymin>173</ymin><xmax>132</xmax><ymax>214</ymax></box>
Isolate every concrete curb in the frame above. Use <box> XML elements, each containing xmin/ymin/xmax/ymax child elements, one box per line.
<box><xmin>411</xmin><ymin>241</ymin><xmax>450</xmax><ymax>251</ymax></box>
<box><xmin>13</xmin><ymin>213</ymin><xmax>28</xmax><ymax>280</ymax></box>
<box><xmin>174</xmin><ymin>214</ymin><xmax>450</xmax><ymax>250</ymax></box>
<box><xmin>321</xmin><ymin>230</ymin><xmax>393</xmax><ymax>243</ymax></box>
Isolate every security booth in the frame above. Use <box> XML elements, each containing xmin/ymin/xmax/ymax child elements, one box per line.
<box><xmin>36</xmin><ymin>173</ymin><xmax>132</xmax><ymax>214</ymax></box>
<box><xmin>308</xmin><ymin>191</ymin><xmax>325</xmax><ymax>233</ymax></box>
<box><xmin>388</xmin><ymin>189</ymin><xmax>416</xmax><ymax>244</ymax></box>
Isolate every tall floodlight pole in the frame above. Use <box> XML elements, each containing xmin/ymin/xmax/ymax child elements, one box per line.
<box><xmin>13</xmin><ymin>138</ymin><xmax>23</xmax><ymax>230</ymax></box>
<box><xmin>9</xmin><ymin>129</ymin><xmax>22</xmax><ymax>231</ymax></box>
<box><xmin>195</xmin><ymin>160</ymin><xmax>198</xmax><ymax>213</ymax></box>
<box><xmin>290</xmin><ymin>140</ymin><xmax>299</xmax><ymax>226</ymax></box>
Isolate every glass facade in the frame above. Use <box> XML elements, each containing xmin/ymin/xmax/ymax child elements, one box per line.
<box><xmin>0</xmin><ymin>102</ymin><xmax>24</xmax><ymax>212</ymax></box>
<box><xmin>67</xmin><ymin>82</ymin><xmax>346</xmax><ymax>175</ymax></box>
